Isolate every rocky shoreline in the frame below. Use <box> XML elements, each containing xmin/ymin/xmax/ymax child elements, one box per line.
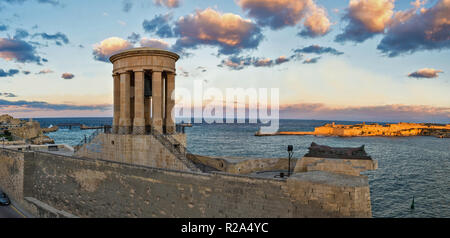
<box><xmin>0</xmin><ymin>114</ymin><xmax>58</xmax><ymax>145</ymax></box>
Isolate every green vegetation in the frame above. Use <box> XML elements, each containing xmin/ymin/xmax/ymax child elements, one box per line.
<box><xmin>0</xmin><ymin>130</ymin><xmax>13</xmax><ymax>141</ymax></box>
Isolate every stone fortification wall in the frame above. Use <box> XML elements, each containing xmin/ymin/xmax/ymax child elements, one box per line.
<box><xmin>189</xmin><ymin>154</ymin><xmax>299</xmax><ymax>175</ymax></box>
<box><xmin>0</xmin><ymin>149</ymin><xmax>26</xmax><ymax>200</ymax></box>
<box><xmin>314</xmin><ymin>122</ymin><xmax>450</xmax><ymax>137</ymax></box>
<box><xmin>1</xmin><ymin>148</ymin><xmax>373</xmax><ymax>218</ymax></box>
<box><xmin>75</xmin><ymin>133</ymin><xmax>190</xmax><ymax>172</ymax></box>
<box><xmin>294</xmin><ymin>157</ymin><xmax>378</xmax><ymax>176</ymax></box>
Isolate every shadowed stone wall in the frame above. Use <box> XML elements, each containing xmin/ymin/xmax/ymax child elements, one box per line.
<box><xmin>0</xmin><ymin>149</ymin><xmax>26</xmax><ymax>200</ymax></box>
<box><xmin>1</xmin><ymin>148</ymin><xmax>373</xmax><ymax>218</ymax></box>
<box><xmin>75</xmin><ymin>133</ymin><xmax>190</xmax><ymax>172</ymax></box>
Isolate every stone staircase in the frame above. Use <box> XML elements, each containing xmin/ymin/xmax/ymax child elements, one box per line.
<box><xmin>147</xmin><ymin>126</ymin><xmax>217</xmax><ymax>173</ymax></box>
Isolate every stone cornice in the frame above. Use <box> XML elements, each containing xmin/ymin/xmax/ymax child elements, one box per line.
<box><xmin>109</xmin><ymin>47</ymin><xmax>180</xmax><ymax>63</ymax></box>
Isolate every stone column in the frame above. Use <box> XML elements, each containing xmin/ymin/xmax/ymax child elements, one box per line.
<box><xmin>133</xmin><ymin>70</ymin><xmax>145</xmax><ymax>134</ymax></box>
<box><xmin>165</xmin><ymin>72</ymin><xmax>175</xmax><ymax>134</ymax></box>
<box><xmin>112</xmin><ymin>73</ymin><xmax>120</xmax><ymax>134</ymax></box>
<box><xmin>151</xmin><ymin>70</ymin><xmax>163</xmax><ymax>133</ymax></box>
<box><xmin>119</xmin><ymin>72</ymin><xmax>131</xmax><ymax>134</ymax></box>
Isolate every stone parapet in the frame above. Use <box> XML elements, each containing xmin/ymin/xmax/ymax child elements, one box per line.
<box><xmin>294</xmin><ymin>156</ymin><xmax>378</xmax><ymax>176</ymax></box>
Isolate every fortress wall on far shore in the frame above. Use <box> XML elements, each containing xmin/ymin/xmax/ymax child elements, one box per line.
<box><xmin>1</xmin><ymin>148</ymin><xmax>372</xmax><ymax>218</ymax></box>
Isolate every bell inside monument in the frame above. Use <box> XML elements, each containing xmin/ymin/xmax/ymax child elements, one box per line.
<box><xmin>144</xmin><ymin>71</ymin><xmax>152</xmax><ymax>97</ymax></box>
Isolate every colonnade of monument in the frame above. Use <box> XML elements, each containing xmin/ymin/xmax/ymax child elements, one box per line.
<box><xmin>112</xmin><ymin>70</ymin><xmax>175</xmax><ymax>135</ymax></box>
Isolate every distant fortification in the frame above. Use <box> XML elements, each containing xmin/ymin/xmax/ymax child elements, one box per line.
<box><xmin>257</xmin><ymin>122</ymin><xmax>450</xmax><ymax>138</ymax></box>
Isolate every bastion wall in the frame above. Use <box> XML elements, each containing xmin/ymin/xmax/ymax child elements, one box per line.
<box><xmin>0</xmin><ymin>148</ymin><xmax>372</xmax><ymax>218</ymax></box>
<box><xmin>75</xmin><ymin>133</ymin><xmax>190</xmax><ymax>172</ymax></box>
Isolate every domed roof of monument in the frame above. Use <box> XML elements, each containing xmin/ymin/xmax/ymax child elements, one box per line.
<box><xmin>109</xmin><ymin>47</ymin><xmax>179</xmax><ymax>63</ymax></box>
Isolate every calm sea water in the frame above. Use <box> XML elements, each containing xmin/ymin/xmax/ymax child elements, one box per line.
<box><xmin>34</xmin><ymin>117</ymin><xmax>450</xmax><ymax>218</ymax></box>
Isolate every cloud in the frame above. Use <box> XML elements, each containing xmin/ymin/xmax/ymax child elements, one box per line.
<box><xmin>142</xmin><ymin>13</ymin><xmax>174</xmax><ymax>38</ymax></box>
<box><xmin>33</xmin><ymin>32</ymin><xmax>69</xmax><ymax>45</ymax></box>
<box><xmin>0</xmin><ymin>68</ymin><xmax>19</xmax><ymax>77</ymax></box>
<box><xmin>0</xmin><ymin>92</ymin><xmax>18</xmax><ymax>97</ymax></box>
<box><xmin>218</xmin><ymin>55</ymin><xmax>290</xmax><ymax>70</ymax></box>
<box><xmin>92</xmin><ymin>37</ymin><xmax>133</xmax><ymax>62</ymax></box>
<box><xmin>177</xmin><ymin>67</ymin><xmax>189</xmax><ymax>77</ymax></box>
<box><xmin>139</xmin><ymin>38</ymin><xmax>170</xmax><ymax>50</ymax></box>
<box><xmin>0</xmin><ymin>99</ymin><xmax>111</xmax><ymax>111</ymax></box>
<box><xmin>37</xmin><ymin>69</ymin><xmax>53</xmax><ymax>74</ymax></box>
<box><xmin>22</xmin><ymin>70</ymin><xmax>30</xmax><ymax>75</ymax></box>
<box><xmin>172</xmin><ymin>8</ymin><xmax>263</xmax><ymax>55</ymax></box>
<box><xmin>37</xmin><ymin>0</ymin><xmax>60</xmax><ymax>6</ymax></box>
<box><xmin>127</xmin><ymin>32</ymin><xmax>140</xmax><ymax>44</ymax></box>
<box><xmin>279</xmin><ymin>103</ymin><xmax>450</xmax><ymax>122</ymax></box>
<box><xmin>196</xmin><ymin>66</ymin><xmax>207</xmax><ymax>73</ymax></box>
<box><xmin>237</xmin><ymin>0</ymin><xmax>310</xmax><ymax>29</ymax></box>
<box><xmin>275</xmin><ymin>56</ymin><xmax>290</xmax><ymax>64</ymax></box>
<box><xmin>335</xmin><ymin>0</ymin><xmax>395</xmax><ymax>43</ymax></box>
<box><xmin>2</xmin><ymin>0</ymin><xmax>61</xmax><ymax>6</ymax></box>
<box><xmin>177</xmin><ymin>66</ymin><xmax>208</xmax><ymax>78</ymax></box>
<box><xmin>293</xmin><ymin>45</ymin><xmax>344</xmax><ymax>55</ymax></box>
<box><xmin>377</xmin><ymin>0</ymin><xmax>450</xmax><ymax>57</ymax></box>
<box><xmin>408</xmin><ymin>68</ymin><xmax>443</xmax><ymax>78</ymax></box>
<box><xmin>154</xmin><ymin>0</ymin><xmax>180</xmax><ymax>8</ymax></box>
<box><xmin>303</xmin><ymin>56</ymin><xmax>321</xmax><ymax>64</ymax></box>
<box><xmin>299</xmin><ymin>4</ymin><xmax>332</xmax><ymax>37</ymax></box>
<box><xmin>0</xmin><ymin>38</ymin><xmax>43</xmax><ymax>64</ymax></box>
<box><xmin>13</xmin><ymin>28</ymin><xmax>29</xmax><ymax>40</ymax></box>
<box><xmin>237</xmin><ymin>0</ymin><xmax>331</xmax><ymax>36</ymax></box>
<box><xmin>218</xmin><ymin>56</ymin><xmax>252</xmax><ymax>70</ymax></box>
<box><xmin>122</xmin><ymin>0</ymin><xmax>132</xmax><ymax>12</ymax></box>
<box><xmin>61</xmin><ymin>72</ymin><xmax>74</xmax><ymax>79</ymax></box>
<box><xmin>0</xmin><ymin>25</ymin><xmax>8</xmax><ymax>31</ymax></box>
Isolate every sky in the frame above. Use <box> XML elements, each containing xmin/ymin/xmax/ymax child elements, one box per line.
<box><xmin>0</xmin><ymin>0</ymin><xmax>449</xmax><ymax>123</ymax></box>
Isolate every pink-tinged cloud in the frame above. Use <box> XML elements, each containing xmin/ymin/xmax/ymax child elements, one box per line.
<box><xmin>238</xmin><ymin>0</ymin><xmax>331</xmax><ymax>36</ymax></box>
<box><xmin>238</xmin><ymin>0</ymin><xmax>307</xmax><ymax>28</ymax></box>
<box><xmin>61</xmin><ymin>72</ymin><xmax>75</xmax><ymax>79</ymax></box>
<box><xmin>139</xmin><ymin>38</ymin><xmax>170</xmax><ymax>50</ymax></box>
<box><xmin>300</xmin><ymin>4</ymin><xmax>331</xmax><ymax>37</ymax></box>
<box><xmin>253</xmin><ymin>58</ymin><xmax>273</xmax><ymax>67</ymax></box>
<box><xmin>154</xmin><ymin>0</ymin><xmax>180</xmax><ymax>8</ymax></box>
<box><xmin>302</xmin><ymin>56</ymin><xmax>321</xmax><ymax>64</ymax></box>
<box><xmin>275</xmin><ymin>56</ymin><xmax>290</xmax><ymax>64</ymax></box>
<box><xmin>378</xmin><ymin>0</ymin><xmax>450</xmax><ymax>57</ymax></box>
<box><xmin>92</xmin><ymin>37</ymin><xmax>133</xmax><ymax>62</ymax></box>
<box><xmin>411</xmin><ymin>0</ymin><xmax>427</xmax><ymax>8</ymax></box>
<box><xmin>408</xmin><ymin>68</ymin><xmax>443</xmax><ymax>78</ymax></box>
<box><xmin>37</xmin><ymin>69</ymin><xmax>53</xmax><ymax>74</ymax></box>
<box><xmin>0</xmin><ymin>98</ymin><xmax>111</xmax><ymax>112</ymax></box>
<box><xmin>336</xmin><ymin>0</ymin><xmax>395</xmax><ymax>42</ymax></box>
<box><xmin>279</xmin><ymin>103</ymin><xmax>450</xmax><ymax>123</ymax></box>
<box><xmin>0</xmin><ymin>38</ymin><xmax>43</xmax><ymax>64</ymax></box>
<box><xmin>173</xmin><ymin>8</ymin><xmax>263</xmax><ymax>55</ymax></box>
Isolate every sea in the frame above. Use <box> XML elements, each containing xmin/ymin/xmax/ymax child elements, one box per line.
<box><xmin>34</xmin><ymin>117</ymin><xmax>450</xmax><ymax>218</ymax></box>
